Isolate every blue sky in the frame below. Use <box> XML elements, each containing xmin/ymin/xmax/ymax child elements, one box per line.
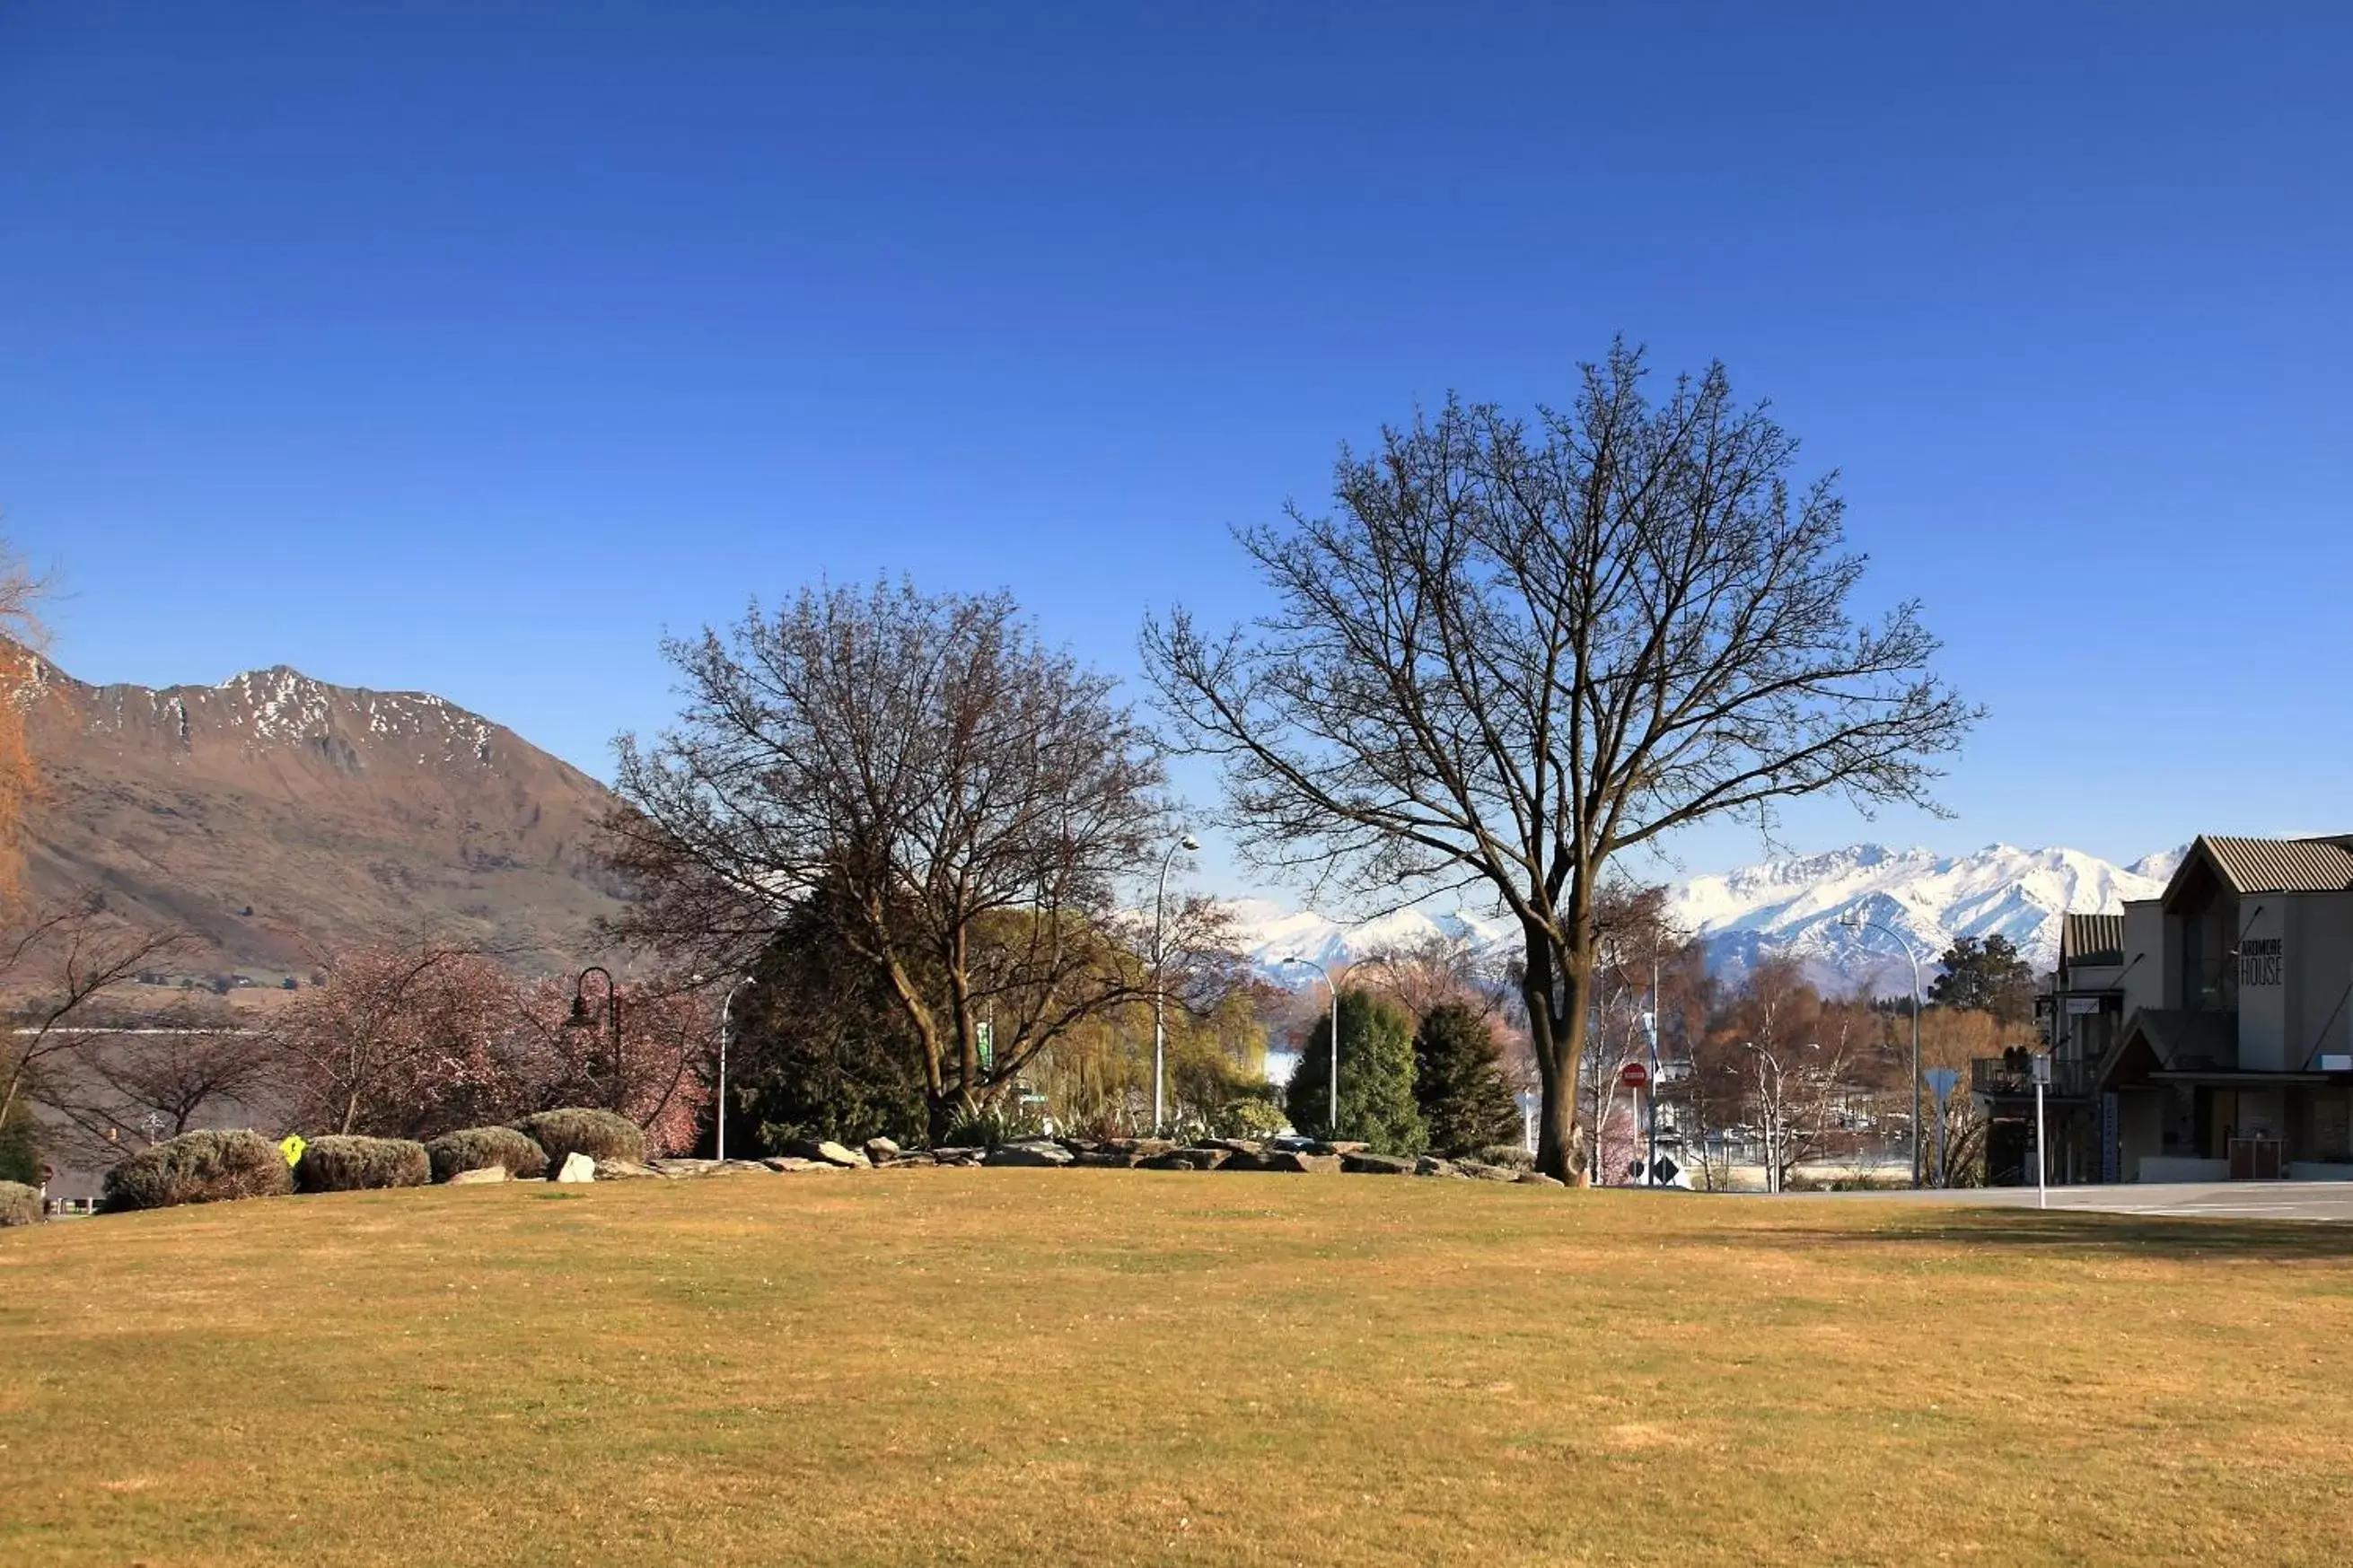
<box><xmin>4</xmin><ymin>3</ymin><xmax>2348</xmax><ymax>898</ymax></box>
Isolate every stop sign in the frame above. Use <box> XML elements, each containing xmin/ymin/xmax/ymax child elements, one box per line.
<box><xmin>1619</xmin><ymin>1060</ymin><xmax>1651</xmax><ymax>1091</ymax></box>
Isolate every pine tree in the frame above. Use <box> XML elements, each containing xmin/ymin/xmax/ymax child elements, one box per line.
<box><xmin>1285</xmin><ymin>989</ymin><xmax>1426</xmax><ymax>1155</ymax></box>
<box><xmin>1411</xmin><ymin>1003</ymin><xmax>1523</xmax><ymax>1158</ymax></box>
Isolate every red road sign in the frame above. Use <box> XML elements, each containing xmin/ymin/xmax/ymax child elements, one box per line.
<box><xmin>1619</xmin><ymin>1060</ymin><xmax>1651</xmax><ymax>1091</ymax></box>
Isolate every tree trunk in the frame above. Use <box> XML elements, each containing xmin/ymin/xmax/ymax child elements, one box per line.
<box><xmin>1524</xmin><ymin>926</ymin><xmax>1593</xmax><ymax>1184</ymax></box>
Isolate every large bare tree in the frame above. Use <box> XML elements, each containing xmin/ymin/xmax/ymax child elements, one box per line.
<box><xmin>607</xmin><ymin>579</ymin><xmax>1190</xmax><ymax>1136</ymax></box>
<box><xmin>1144</xmin><ymin>344</ymin><xmax>1977</xmax><ymax>1181</ymax></box>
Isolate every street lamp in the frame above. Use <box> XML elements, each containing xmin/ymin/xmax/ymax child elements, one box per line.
<box><xmin>695</xmin><ymin>972</ymin><xmax>759</xmax><ymax>1161</ymax></box>
<box><xmin>564</xmin><ymin>965</ymin><xmax>621</xmax><ymax>1099</ymax></box>
<box><xmin>1152</xmin><ymin>833</ymin><xmax>1201</xmax><ymax>1135</ymax></box>
<box><xmin>1839</xmin><ymin>911</ymin><xmax>1925</xmax><ymax>1189</ymax></box>
<box><xmin>1281</xmin><ymin>954</ymin><xmax>1339</xmax><ymax>1140</ymax></box>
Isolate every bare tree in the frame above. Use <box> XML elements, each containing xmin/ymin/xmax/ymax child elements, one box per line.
<box><xmin>31</xmin><ymin>999</ymin><xmax>273</xmax><ymax>1163</ymax></box>
<box><xmin>267</xmin><ymin>939</ymin><xmax>519</xmax><ymax>1136</ymax></box>
<box><xmin>0</xmin><ymin>895</ymin><xmax>189</xmax><ymax>1134</ymax></box>
<box><xmin>607</xmin><ymin>580</ymin><xmax>1188</xmax><ymax>1136</ymax></box>
<box><xmin>1144</xmin><ymin>344</ymin><xmax>1977</xmax><ymax>1179</ymax></box>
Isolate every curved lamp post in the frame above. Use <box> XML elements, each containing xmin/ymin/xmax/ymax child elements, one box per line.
<box><xmin>1151</xmin><ymin>833</ymin><xmax>1201</xmax><ymax>1135</ymax></box>
<box><xmin>695</xmin><ymin>972</ymin><xmax>759</xmax><ymax>1161</ymax></box>
<box><xmin>564</xmin><ymin>965</ymin><xmax>621</xmax><ymax>1100</ymax></box>
<box><xmin>1281</xmin><ymin>954</ymin><xmax>1339</xmax><ymax>1140</ymax></box>
<box><xmin>1839</xmin><ymin>911</ymin><xmax>1926</xmax><ymax>1189</ymax></box>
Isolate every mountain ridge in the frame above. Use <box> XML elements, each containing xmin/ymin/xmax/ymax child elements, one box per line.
<box><xmin>22</xmin><ymin>653</ymin><xmax>626</xmax><ymax>976</ymax></box>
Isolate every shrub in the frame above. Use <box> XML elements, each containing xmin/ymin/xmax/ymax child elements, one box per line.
<box><xmin>424</xmin><ymin>1126</ymin><xmax>548</xmax><ymax>1183</ymax></box>
<box><xmin>1474</xmin><ymin>1143</ymin><xmax>1534</xmax><ymax>1170</ymax></box>
<box><xmin>0</xmin><ymin>1179</ymin><xmax>40</xmax><ymax>1226</ymax></box>
<box><xmin>294</xmin><ymin>1135</ymin><xmax>431</xmax><ymax>1193</ymax></box>
<box><xmin>1207</xmin><ymin>1095</ymin><xmax>1289</xmax><ymax>1142</ymax></box>
<box><xmin>933</xmin><ymin>1100</ymin><xmax>1045</xmax><ymax>1152</ymax></box>
<box><xmin>101</xmin><ymin>1130</ymin><xmax>294</xmax><ymax>1213</ymax></box>
<box><xmin>514</xmin><ymin>1108</ymin><xmax>645</xmax><ymax>1169</ymax></box>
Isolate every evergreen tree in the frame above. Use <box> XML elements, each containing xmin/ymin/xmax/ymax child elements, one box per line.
<box><xmin>1285</xmin><ymin>989</ymin><xmax>1426</xmax><ymax>1155</ymax></box>
<box><xmin>1928</xmin><ymin>935</ymin><xmax>2037</xmax><ymax>1024</ymax></box>
<box><xmin>1411</xmin><ymin>1003</ymin><xmax>1523</xmax><ymax>1157</ymax></box>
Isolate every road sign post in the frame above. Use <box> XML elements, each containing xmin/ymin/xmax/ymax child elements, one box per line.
<box><xmin>1618</xmin><ymin>1061</ymin><xmax>1652</xmax><ymax>1187</ymax></box>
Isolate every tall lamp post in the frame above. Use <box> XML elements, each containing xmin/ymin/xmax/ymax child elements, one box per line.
<box><xmin>564</xmin><ymin>966</ymin><xmax>621</xmax><ymax>1102</ymax></box>
<box><xmin>1151</xmin><ymin>834</ymin><xmax>1201</xmax><ymax>1135</ymax></box>
<box><xmin>1840</xmin><ymin>912</ymin><xmax>1926</xmax><ymax>1189</ymax></box>
<box><xmin>696</xmin><ymin>972</ymin><xmax>759</xmax><ymax>1161</ymax></box>
<box><xmin>1281</xmin><ymin>955</ymin><xmax>1339</xmax><ymax>1140</ymax></box>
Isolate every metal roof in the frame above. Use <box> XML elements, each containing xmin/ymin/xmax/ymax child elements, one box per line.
<box><xmin>2059</xmin><ymin>913</ymin><xmax>2125</xmax><ymax>969</ymax></box>
<box><xmin>2194</xmin><ymin>835</ymin><xmax>2353</xmax><ymax>895</ymax></box>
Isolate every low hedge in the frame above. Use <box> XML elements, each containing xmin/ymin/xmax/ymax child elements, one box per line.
<box><xmin>425</xmin><ymin>1126</ymin><xmax>548</xmax><ymax>1183</ymax></box>
<box><xmin>0</xmin><ymin>1179</ymin><xmax>40</xmax><ymax>1226</ymax></box>
<box><xmin>102</xmin><ymin>1129</ymin><xmax>293</xmax><ymax>1212</ymax></box>
<box><xmin>294</xmin><ymin>1135</ymin><xmax>431</xmax><ymax>1194</ymax></box>
<box><xmin>513</xmin><ymin>1108</ymin><xmax>645</xmax><ymax>1169</ymax></box>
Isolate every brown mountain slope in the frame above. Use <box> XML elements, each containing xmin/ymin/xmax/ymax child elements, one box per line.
<box><xmin>22</xmin><ymin>654</ymin><xmax>626</xmax><ymax>976</ymax></box>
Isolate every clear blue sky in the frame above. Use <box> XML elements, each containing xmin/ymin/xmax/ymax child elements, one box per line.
<box><xmin>4</xmin><ymin>3</ymin><xmax>2348</xmax><ymax>894</ymax></box>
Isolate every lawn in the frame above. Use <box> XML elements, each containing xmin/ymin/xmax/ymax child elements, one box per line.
<box><xmin>4</xmin><ymin>1170</ymin><xmax>2349</xmax><ymax>1565</ymax></box>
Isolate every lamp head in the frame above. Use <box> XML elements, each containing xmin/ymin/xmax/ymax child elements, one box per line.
<box><xmin>1181</xmin><ymin>834</ymin><xmax>1200</xmax><ymax>852</ymax></box>
<box><xmin>1839</xmin><ymin>911</ymin><xmax>1863</xmax><ymax>930</ymax></box>
<box><xmin>563</xmin><ymin>994</ymin><xmax>593</xmax><ymax>1029</ymax></box>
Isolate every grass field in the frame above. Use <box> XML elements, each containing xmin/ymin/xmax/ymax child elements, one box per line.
<box><xmin>4</xmin><ymin>1170</ymin><xmax>2350</xmax><ymax>1565</ymax></box>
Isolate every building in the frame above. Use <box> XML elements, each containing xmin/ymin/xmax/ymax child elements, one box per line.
<box><xmin>1982</xmin><ymin>835</ymin><xmax>2353</xmax><ymax>1183</ymax></box>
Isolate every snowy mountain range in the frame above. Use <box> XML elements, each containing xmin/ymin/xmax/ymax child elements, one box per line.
<box><xmin>1225</xmin><ymin>843</ymin><xmax>2186</xmax><ymax>994</ymax></box>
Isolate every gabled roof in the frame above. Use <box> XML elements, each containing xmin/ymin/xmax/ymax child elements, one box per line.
<box><xmin>2059</xmin><ymin>912</ymin><xmax>2125</xmax><ymax>970</ymax></box>
<box><xmin>2177</xmin><ymin>835</ymin><xmax>2353</xmax><ymax>898</ymax></box>
<box><xmin>2102</xmin><ymin>1008</ymin><xmax>2240</xmax><ymax>1089</ymax></box>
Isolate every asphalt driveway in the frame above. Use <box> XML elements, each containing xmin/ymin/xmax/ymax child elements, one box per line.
<box><xmin>1805</xmin><ymin>1180</ymin><xmax>2353</xmax><ymax>1222</ymax></box>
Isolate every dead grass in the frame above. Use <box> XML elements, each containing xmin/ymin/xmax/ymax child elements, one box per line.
<box><xmin>4</xmin><ymin>1172</ymin><xmax>2349</xmax><ymax>1565</ymax></box>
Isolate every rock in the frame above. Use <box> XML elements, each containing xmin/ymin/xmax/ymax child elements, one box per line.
<box><xmin>1415</xmin><ymin>1156</ymin><xmax>1467</xmax><ymax>1178</ymax></box>
<box><xmin>982</xmin><ymin>1141</ymin><xmax>1075</xmax><ymax>1168</ymax></box>
<box><xmin>1516</xmin><ymin>1170</ymin><xmax>1568</xmax><ymax>1188</ymax></box>
<box><xmin>647</xmin><ymin>1157</ymin><xmax>734</xmax><ymax>1178</ymax></box>
<box><xmin>863</xmin><ymin>1137</ymin><xmax>903</xmax><ymax>1165</ymax></box>
<box><xmin>930</xmin><ymin>1146</ymin><xmax>985</xmax><ymax>1167</ymax></box>
<box><xmin>1263</xmin><ymin>1151</ymin><xmax>1340</xmax><ymax>1174</ymax></box>
<box><xmin>553</xmin><ymin>1152</ymin><xmax>596</xmax><ymax>1183</ymax></box>
<box><xmin>1073</xmin><ymin>1149</ymin><xmax>1140</xmax><ymax>1168</ymax></box>
<box><xmin>759</xmin><ymin>1156</ymin><xmax>834</xmax><ymax>1173</ymax></box>
<box><xmin>777</xmin><ymin>1138</ymin><xmax>871</xmax><ymax>1169</ymax></box>
<box><xmin>1139</xmin><ymin>1152</ymin><xmax>1208</xmax><ymax>1170</ymax></box>
<box><xmin>1212</xmin><ymin>1147</ymin><xmax>1276</xmax><ymax>1171</ymax></box>
<box><xmin>1457</xmin><ymin>1161</ymin><xmax>1521</xmax><ymax>1183</ymax></box>
<box><xmin>595</xmin><ymin>1159</ymin><xmax>666</xmax><ymax>1180</ymax></box>
<box><xmin>446</xmin><ymin>1167</ymin><xmax>511</xmax><ymax>1186</ymax></box>
<box><xmin>1200</xmin><ymin>1138</ymin><xmax>1267</xmax><ymax>1156</ymax></box>
<box><xmin>1339</xmin><ymin>1152</ymin><xmax>1415</xmax><ymax>1175</ymax></box>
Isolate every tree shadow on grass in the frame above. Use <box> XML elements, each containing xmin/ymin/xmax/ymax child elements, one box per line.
<box><xmin>1693</xmin><ymin>1211</ymin><xmax>2353</xmax><ymax>1262</ymax></box>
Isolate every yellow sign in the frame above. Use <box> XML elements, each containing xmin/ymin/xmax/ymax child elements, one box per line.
<box><xmin>278</xmin><ymin>1134</ymin><xmax>308</xmax><ymax>1168</ymax></box>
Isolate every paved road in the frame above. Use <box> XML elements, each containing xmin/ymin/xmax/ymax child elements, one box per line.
<box><xmin>1804</xmin><ymin>1180</ymin><xmax>2353</xmax><ymax>1222</ymax></box>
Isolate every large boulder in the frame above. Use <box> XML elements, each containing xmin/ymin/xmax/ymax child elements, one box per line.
<box><xmin>1457</xmin><ymin>1161</ymin><xmax>1521</xmax><ymax>1183</ymax></box>
<box><xmin>604</xmin><ymin>1160</ymin><xmax>677</xmax><ymax>1179</ymax></box>
<box><xmin>1263</xmin><ymin>1151</ymin><xmax>1341</xmax><ymax>1174</ymax></box>
<box><xmin>1073</xmin><ymin>1149</ymin><xmax>1140</xmax><ymax>1168</ymax></box>
<box><xmin>1340</xmin><ymin>1151</ymin><xmax>1415</xmax><ymax>1176</ymax></box>
<box><xmin>760</xmin><ymin>1156</ymin><xmax>834</xmax><ymax>1173</ymax></box>
<box><xmin>1516</xmin><ymin>1170</ymin><xmax>1568</xmax><ymax>1188</ymax></box>
<box><xmin>1414</xmin><ymin>1156</ymin><xmax>1467</xmax><ymax>1178</ymax></box>
<box><xmin>982</xmin><ymin>1141</ymin><xmax>1074</xmax><ymax>1168</ymax></box>
<box><xmin>1211</xmin><ymin>1147</ymin><xmax>1276</xmax><ymax>1172</ymax></box>
<box><xmin>863</xmin><ymin>1137</ymin><xmax>904</xmax><ymax>1165</ymax></box>
<box><xmin>931</xmin><ymin>1147</ymin><xmax>985</xmax><ymax>1167</ymax></box>
<box><xmin>446</xmin><ymin>1167</ymin><xmax>512</xmax><ymax>1187</ymax></box>
<box><xmin>1200</xmin><ymin>1138</ymin><xmax>1267</xmax><ymax>1156</ymax></box>
<box><xmin>1139</xmin><ymin>1152</ymin><xmax>1213</xmax><ymax>1171</ymax></box>
<box><xmin>775</xmin><ymin>1138</ymin><xmax>871</xmax><ymax>1169</ymax></box>
<box><xmin>554</xmin><ymin>1151</ymin><xmax>597</xmax><ymax>1183</ymax></box>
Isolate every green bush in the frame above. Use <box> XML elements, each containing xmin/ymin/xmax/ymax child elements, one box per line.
<box><xmin>0</xmin><ymin>1179</ymin><xmax>40</xmax><ymax>1226</ymax></box>
<box><xmin>514</xmin><ymin>1108</ymin><xmax>645</xmax><ymax>1169</ymax></box>
<box><xmin>1285</xmin><ymin>990</ymin><xmax>1427</xmax><ymax>1157</ymax></box>
<box><xmin>294</xmin><ymin>1135</ymin><xmax>431</xmax><ymax>1193</ymax></box>
<box><xmin>424</xmin><ymin>1126</ymin><xmax>548</xmax><ymax>1183</ymax></box>
<box><xmin>1473</xmin><ymin>1143</ymin><xmax>1533</xmax><ymax>1170</ymax></box>
<box><xmin>1206</xmin><ymin>1095</ymin><xmax>1289</xmax><ymax>1141</ymax></box>
<box><xmin>0</xmin><ymin>1093</ymin><xmax>44</xmax><ymax>1186</ymax></box>
<box><xmin>101</xmin><ymin>1130</ymin><xmax>294</xmax><ymax>1213</ymax></box>
<box><xmin>932</xmin><ymin>1100</ymin><xmax>1045</xmax><ymax>1152</ymax></box>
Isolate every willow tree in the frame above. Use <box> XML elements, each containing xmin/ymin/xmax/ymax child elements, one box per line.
<box><xmin>1144</xmin><ymin>344</ymin><xmax>1977</xmax><ymax>1182</ymax></box>
<box><xmin>607</xmin><ymin>579</ymin><xmax>1199</xmax><ymax>1139</ymax></box>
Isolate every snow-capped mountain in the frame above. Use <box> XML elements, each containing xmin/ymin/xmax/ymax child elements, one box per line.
<box><xmin>1228</xmin><ymin>842</ymin><xmax>2185</xmax><ymax>994</ymax></box>
<box><xmin>1222</xmin><ymin>897</ymin><xmax>1516</xmax><ymax>977</ymax></box>
<box><xmin>1664</xmin><ymin>843</ymin><xmax>2173</xmax><ymax>990</ymax></box>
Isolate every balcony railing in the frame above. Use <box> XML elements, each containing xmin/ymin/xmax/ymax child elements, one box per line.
<box><xmin>1971</xmin><ymin>1056</ymin><xmax>2095</xmax><ymax>1098</ymax></box>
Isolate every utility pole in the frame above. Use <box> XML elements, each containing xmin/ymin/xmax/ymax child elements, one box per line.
<box><xmin>1151</xmin><ymin>834</ymin><xmax>1200</xmax><ymax>1135</ymax></box>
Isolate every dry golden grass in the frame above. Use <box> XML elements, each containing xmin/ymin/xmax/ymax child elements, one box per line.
<box><xmin>4</xmin><ymin>1171</ymin><xmax>2349</xmax><ymax>1565</ymax></box>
